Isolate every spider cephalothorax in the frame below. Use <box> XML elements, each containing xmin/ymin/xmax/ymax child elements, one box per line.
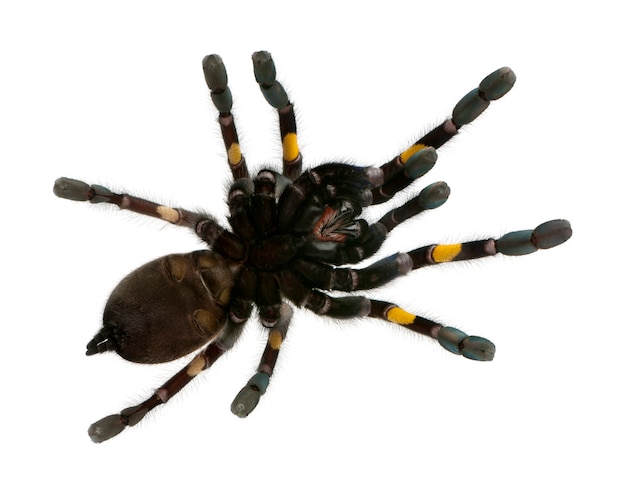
<box><xmin>54</xmin><ymin>51</ymin><xmax>572</xmax><ymax>442</ymax></box>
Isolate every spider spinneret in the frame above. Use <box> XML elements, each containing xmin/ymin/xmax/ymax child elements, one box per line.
<box><xmin>53</xmin><ymin>51</ymin><xmax>572</xmax><ymax>443</ymax></box>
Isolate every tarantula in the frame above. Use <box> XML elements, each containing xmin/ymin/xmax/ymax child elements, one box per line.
<box><xmin>53</xmin><ymin>51</ymin><xmax>572</xmax><ymax>443</ymax></box>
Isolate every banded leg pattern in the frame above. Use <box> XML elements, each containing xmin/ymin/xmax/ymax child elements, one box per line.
<box><xmin>369</xmin><ymin>300</ymin><xmax>496</xmax><ymax>361</ymax></box>
<box><xmin>377</xmin><ymin>181</ymin><xmax>451</xmax><ymax>232</ymax></box>
<box><xmin>409</xmin><ymin>219</ymin><xmax>572</xmax><ymax>269</ymax></box>
<box><xmin>87</xmin><ymin>320</ymin><xmax>246</xmax><ymax>443</ymax></box>
<box><xmin>53</xmin><ymin>177</ymin><xmax>248</xmax><ymax>262</ymax></box>
<box><xmin>252</xmin><ymin>51</ymin><xmax>303</xmax><ymax>180</ymax></box>
<box><xmin>53</xmin><ymin>177</ymin><xmax>204</xmax><ymax>229</ymax></box>
<box><xmin>290</xmin><ymin>220</ymin><xmax>572</xmax><ymax>292</ymax></box>
<box><xmin>203</xmin><ymin>54</ymin><xmax>249</xmax><ymax>180</ymax></box>
<box><xmin>372</xmin><ymin>67</ymin><xmax>517</xmax><ymax>204</ymax></box>
<box><xmin>231</xmin><ymin>304</ymin><xmax>294</xmax><ymax>417</ymax></box>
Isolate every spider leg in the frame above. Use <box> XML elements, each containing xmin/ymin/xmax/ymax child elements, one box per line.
<box><xmin>252</xmin><ymin>51</ymin><xmax>302</xmax><ymax>180</ymax></box>
<box><xmin>228</xmin><ymin>169</ymin><xmax>292</xmax><ymax>242</ymax></box>
<box><xmin>257</xmin><ymin>272</ymin><xmax>282</xmax><ymax>327</ymax></box>
<box><xmin>377</xmin><ymin>181</ymin><xmax>450</xmax><ymax>232</ymax></box>
<box><xmin>293</xmin><ymin>219</ymin><xmax>572</xmax><ymax>292</ymax></box>
<box><xmin>227</xmin><ymin>177</ymin><xmax>256</xmax><ymax>241</ymax></box>
<box><xmin>368</xmin><ymin>300</ymin><xmax>496</xmax><ymax>361</ymax></box>
<box><xmin>408</xmin><ymin>219</ymin><xmax>572</xmax><ymax>267</ymax></box>
<box><xmin>230</xmin><ymin>266</ymin><xmax>256</xmax><ymax>324</ymax></box>
<box><xmin>371</xmin><ymin>67</ymin><xmax>516</xmax><ymax>204</ymax></box>
<box><xmin>87</xmin><ymin>319</ymin><xmax>247</xmax><ymax>443</ymax></box>
<box><xmin>280</xmin><ymin>269</ymin><xmax>371</xmax><ymax>317</ymax></box>
<box><xmin>203</xmin><ymin>54</ymin><xmax>249</xmax><ymax>180</ymax></box>
<box><xmin>53</xmin><ymin>177</ymin><xmax>205</xmax><ymax>228</ymax></box>
<box><xmin>231</xmin><ymin>303</ymin><xmax>293</xmax><ymax>417</ymax></box>
<box><xmin>287</xmin><ymin>220</ymin><xmax>569</xmax><ymax>362</ymax></box>
<box><xmin>251</xmin><ymin>172</ymin><xmax>277</xmax><ymax>236</ymax></box>
<box><xmin>291</xmin><ymin>253</ymin><xmax>411</xmax><ymax>292</ymax></box>
<box><xmin>53</xmin><ymin>177</ymin><xmax>247</xmax><ymax>260</ymax></box>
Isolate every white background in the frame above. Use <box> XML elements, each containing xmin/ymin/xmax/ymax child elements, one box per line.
<box><xmin>2</xmin><ymin>1</ymin><xmax>622</xmax><ymax>499</ymax></box>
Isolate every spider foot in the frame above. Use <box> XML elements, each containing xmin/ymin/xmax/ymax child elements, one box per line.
<box><xmin>252</xmin><ymin>51</ymin><xmax>289</xmax><ymax>109</ymax></box>
<box><xmin>53</xmin><ymin>177</ymin><xmax>90</xmax><ymax>201</ymax></box>
<box><xmin>497</xmin><ymin>219</ymin><xmax>572</xmax><ymax>256</ymax></box>
<box><xmin>437</xmin><ymin>326</ymin><xmax>496</xmax><ymax>361</ymax></box>
<box><xmin>202</xmin><ymin>54</ymin><xmax>233</xmax><ymax>113</ymax></box>
<box><xmin>378</xmin><ymin>181</ymin><xmax>450</xmax><ymax>232</ymax></box>
<box><xmin>88</xmin><ymin>414</ymin><xmax>127</xmax><ymax>443</ymax></box>
<box><xmin>405</xmin><ymin>146</ymin><xmax>438</xmax><ymax>179</ymax></box>
<box><xmin>87</xmin><ymin>403</ymin><xmax>150</xmax><ymax>443</ymax></box>
<box><xmin>453</xmin><ymin>67</ymin><xmax>516</xmax><ymax>126</ymax></box>
<box><xmin>418</xmin><ymin>181</ymin><xmax>450</xmax><ymax>209</ymax></box>
<box><xmin>53</xmin><ymin>177</ymin><xmax>113</xmax><ymax>203</ymax></box>
<box><xmin>231</xmin><ymin>372</ymin><xmax>270</xmax><ymax>417</ymax></box>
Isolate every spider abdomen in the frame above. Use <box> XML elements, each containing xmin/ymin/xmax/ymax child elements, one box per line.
<box><xmin>90</xmin><ymin>251</ymin><xmax>235</xmax><ymax>363</ymax></box>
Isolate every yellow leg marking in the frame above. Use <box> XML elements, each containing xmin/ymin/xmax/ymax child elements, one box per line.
<box><xmin>399</xmin><ymin>143</ymin><xmax>426</xmax><ymax>164</ymax></box>
<box><xmin>228</xmin><ymin>143</ymin><xmax>242</xmax><ymax>165</ymax></box>
<box><xmin>157</xmin><ymin>205</ymin><xmax>181</xmax><ymax>224</ymax></box>
<box><xmin>386</xmin><ymin>306</ymin><xmax>416</xmax><ymax>325</ymax></box>
<box><xmin>432</xmin><ymin>243</ymin><xmax>462</xmax><ymax>263</ymax></box>
<box><xmin>282</xmin><ymin>133</ymin><xmax>300</xmax><ymax>162</ymax></box>
<box><xmin>269</xmin><ymin>330</ymin><xmax>283</xmax><ymax>350</ymax></box>
<box><xmin>186</xmin><ymin>354</ymin><xmax>207</xmax><ymax>376</ymax></box>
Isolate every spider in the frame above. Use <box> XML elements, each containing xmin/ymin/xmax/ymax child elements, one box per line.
<box><xmin>54</xmin><ymin>51</ymin><xmax>571</xmax><ymax>443</ymax></box>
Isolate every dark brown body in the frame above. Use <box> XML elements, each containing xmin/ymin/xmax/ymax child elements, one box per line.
<box><xmin>102</xmin><ymin>251</ymin><xmax>236</xmax><ymax>363</ymax></box>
